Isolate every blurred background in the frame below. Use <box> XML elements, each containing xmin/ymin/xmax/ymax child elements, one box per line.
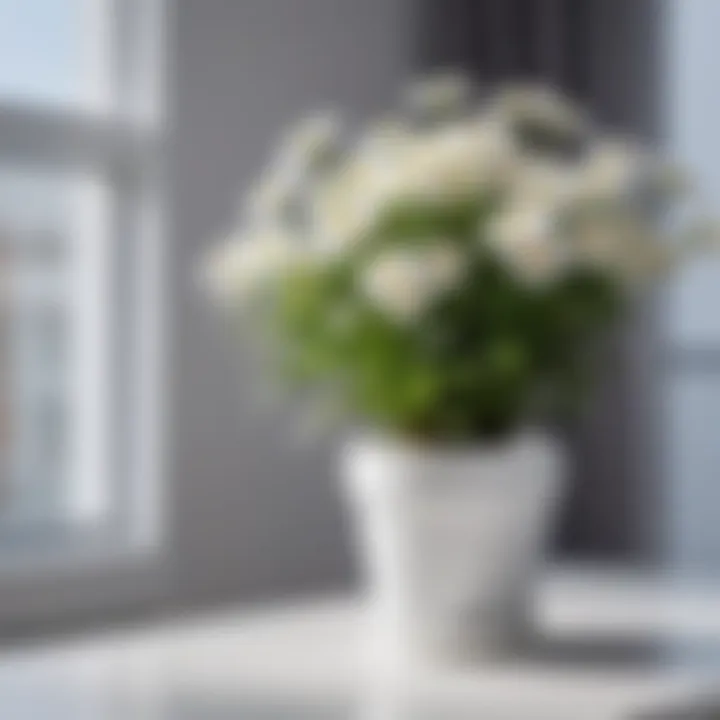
<box><xmin>0</xmin><ymin>0</ymin><xmax>717</xmax><ymax>638</ymax></box>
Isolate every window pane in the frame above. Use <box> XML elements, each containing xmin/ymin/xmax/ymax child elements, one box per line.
<box><xmin>0</xmin><ymin>169</ymin><xmax>112</xmax><ymax>539</ymax></box>
<box><xmin>664</xmin><ymin>0</ymin><xmax>720</xmax><ymax>346</ymax></box>
<box><xmin>0</xmin><ymin>0</ymin><xmax>111</xmax><ymax>110</ymax></box>
<box><xmin>666</xmin><ymin>259</ymin><xmax>720</xmax><ymax>346</ymax></box>
<box><xmin>666</xmin><ymin>374</ymin><xmax>720</xmax><ymax>579</ymax></box>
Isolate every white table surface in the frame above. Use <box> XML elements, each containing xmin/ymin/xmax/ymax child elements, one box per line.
<box><xmin>0</xmin><ymin>569</ymin><xmax>719</xmax><ymax>719</ymax></box>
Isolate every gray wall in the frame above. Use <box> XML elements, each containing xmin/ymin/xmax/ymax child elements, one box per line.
<box><xmin>169</xmin><ymin>0</ymin><xmax>413</xmax><ymax>607</ymax></box>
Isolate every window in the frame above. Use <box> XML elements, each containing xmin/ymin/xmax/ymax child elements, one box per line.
<box><xmin>0</xmin><ymin>0</ymin><xmax>165</xmax><ymax>566</ymax></box>
<box><xmin>0</xmin><ymin>0</ymin><xmax>108</xmax><ymax>110</ymax></box>
<box><xmin>665</xmin><ymin>0</ymin><xmax>720</xmax><ymax>579</ymax></box>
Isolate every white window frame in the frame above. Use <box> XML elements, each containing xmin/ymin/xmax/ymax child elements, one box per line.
<box><xmin>0</xmin><ymin>0</ymin><xmax>170</xmax><ymax>626</ymax></box>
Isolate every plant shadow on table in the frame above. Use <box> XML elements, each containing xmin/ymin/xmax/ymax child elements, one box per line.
<box><xmin>523</xmin><ymin>633</ymin><xmax>666</xmax><ymax>668</ymax></box>
<box><xmin>524</xmin><ymin>634</ymin><xmax>720</xmax><ymax>719</ymax></box>
<box><xmin>639</xmin><ymin>698</ymin><xmax>720</xmax><ymax>720</ymax></box>
<box><xmin>523</xmin><ymin>631</ymin><xmax>720</xmax><ymax>671</ymax></box>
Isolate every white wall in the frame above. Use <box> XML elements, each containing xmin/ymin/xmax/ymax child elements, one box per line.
<box><xmin>169</xmin><ymin>0</ymin><xmax>413</xmax><ymax>606</ymax></box>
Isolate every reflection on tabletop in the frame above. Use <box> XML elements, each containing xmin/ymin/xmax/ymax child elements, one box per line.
<box><xmin>0</xmin><ymin>571</ymin><xmax>720</xmax><ymax>718</ymax></box>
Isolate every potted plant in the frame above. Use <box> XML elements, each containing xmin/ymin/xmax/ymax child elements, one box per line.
<box><xmin>204</xmin><ymin>76</ymin><xmax>711</xmax><ymax>667</ymax></box>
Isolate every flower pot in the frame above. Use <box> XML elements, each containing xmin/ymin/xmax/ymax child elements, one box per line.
<box><xmin>341</xmin><ymin>431</ymin><xmax>565</xmax><ymax>669</ymax></box>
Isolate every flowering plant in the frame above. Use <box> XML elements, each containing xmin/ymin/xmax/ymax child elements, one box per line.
<box><xmin>205</xmin><ymin>76</ymin><xmax>710</xmax><ymax>440</ymax></box>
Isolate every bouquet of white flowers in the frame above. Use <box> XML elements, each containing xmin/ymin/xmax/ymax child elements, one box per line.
<box><xmin>204</xmin><ymin>75</ymin><xmax>710</xmax><ymax>440</ymax></box>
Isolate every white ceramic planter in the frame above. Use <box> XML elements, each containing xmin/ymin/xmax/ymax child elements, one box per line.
<box><xmin>342</xmin><ymin>431</ymin><xmax>565</xmax><ymax>669</ymax></box>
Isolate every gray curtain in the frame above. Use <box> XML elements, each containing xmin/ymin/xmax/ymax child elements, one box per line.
<box><xmin>415</xmin><ymin>0</ymin><xmax>666</xmax><ymax>560</ymax></box>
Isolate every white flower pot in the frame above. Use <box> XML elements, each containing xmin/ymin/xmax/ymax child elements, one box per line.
<box><xmin>341</xmin><ymin>431</ymin><xmax>566</xmax><ymax>669</ymax></box>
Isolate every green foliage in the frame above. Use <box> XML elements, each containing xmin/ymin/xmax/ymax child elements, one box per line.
<box><xmin>204</xmin><ymin>80</ymin><xmax>704</xmax><ymax>442</ymax></box>
<box><xmin>206</xmin><ymin>81</ymin><xmax>697</xmax><ymax>441</ymax></box>
<box><xmin>269</xmin><ymin>199</ymin><xmax>625</xmax><ymax>442</ymax></box>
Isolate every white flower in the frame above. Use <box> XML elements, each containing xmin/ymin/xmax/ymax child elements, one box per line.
<box><xmin>244</xmin><ymin>168</ymin><xmax>299</xmax><ymax>223</ymax></box>
<box><xmin>573</xmin><ymin>220</ymin><xmax>624</xmax><ymax>270</ymax></box>
<box><xmin>309</xmin><ymin>121</ymin><xmax>415</xmax><ymax>252</ymax></box>
<box><xmin>487</xmin><ymin>204</ymin><xmax>568</xmax><ymax>284</ymax></box>
<box><xmin>571</xmin><ymin>211</ymin><xmax>664</xmax><ymax>282</ymax></box>
<box><xmin>244</xmin><ymin>114</ymin><xmax>342</xmax><ymax>225</ymax></box>
<box><xmin>311</xmin><ymin>117</ymin><xmax>518</xmax><ymax>253</ymax></box>
<box><xmin>312</xmin><ymin>160</ymin><xmax>386</xmax><ymax>252</ymax></box>
<box><xmin>377</xmin><ymin>119</ymin><xmax>516</xmax><ymax>205</ymax></box>
<box><xmin>510</xmin><ymin>158</ymin><xmax>580</xmax><ymax>212</ymax></box>
<box><xmin>281</xmin><ymin>113</ymin><xmax>341</xmax><ymax>168</ymax></box>
<box><xmin>576</xmin><ymin>140</ymin><xmax>645</xmax><ymax>201</ymax></box>
<box><xmin>357</xmin><ymin>118</ymin><xmax>413</xmax><ymax>157</ymax></box>
<box><xmin>495</xmin><ymin>84</ymin><xmax>586</xmax><ymax>137</ymax></box>
<box><xmin>404</xmin><ymin>72</ymin><xmax>473</xmax><ymax>115</ymax></box>
<box><xmin>361</xmin><ymin>243</ymin><xmax>464</xmax><ymax>322</ymax></box>
<box><xmin>202</xmin><ymin>228</ymin><xmax>301</xmax><ymax>306</ymax></box>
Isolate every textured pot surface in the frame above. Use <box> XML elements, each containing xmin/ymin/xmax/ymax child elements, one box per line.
<box><xmin>341</xmin><ymin>431</ymin><xmax>566</xmax><ymax>669</ymax></box>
